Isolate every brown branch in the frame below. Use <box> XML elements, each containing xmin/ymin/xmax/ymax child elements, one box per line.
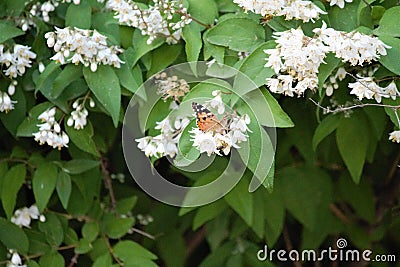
<box><xmin>131</xmin><ymin>227</ymin><xmax>156</xmax><ymax>240</ymax></box>
<box><xmin>282</xmin><ymin>224</ymin><xmax>302</xmax><ymax>267</ymax></box>
<box><xmin>186</xmin><ymin>226</ymin><xmax>207</xmax><ymax>257</ymax></box>
<box><xmin>104</xmin><ymin>236</ymin><xmax>124</xmax><ymax>266</ymax></box>
<box><xmin>67</xmin><ymin>254</ymin><xmax>79</xmax><ymax>267</ymax></box>
<box><xmin>329</xmin><ymin>204</ymin><xmax>351</xmax><ymax>225</ymax></box>
<box><xmin>101</xmin><ymin>157</ymin><xmax>117</xmax><ymax>211</ymax></box>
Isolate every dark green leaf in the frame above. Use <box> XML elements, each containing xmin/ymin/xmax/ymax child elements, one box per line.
<box><xmin>39</xmin><ymin>252</ymin><xmax>65</xmax><ymax>267</ymax></box>
<box><xmin>236</xmin><ymin>41</ymin><xmax>275</xmax><ymax>88</ymax></box>
<box><xmin>65</xmin><ymin>1</ymin><xmax>91</xmax><ymax>29</ymax></box>
<box><xmin>148</xmin><ymin>43</ymin><xmax>183</xmax><ymax>77</ymax></box>
<box><xmin>374</xmin><ymin>6</ymin><xmax>400</xmax><ymax>37</ymax></box>
<box><xmin>187</xmin><ymin>0</ymin><xmax>218</xmax><ymax>26</ymax></box>
<box><xmin>224</xmin><ymin>178</ymin><xmax>253</xmax><ymax>226</ymax></box>
<box><xmin>336</xmin><ymin>112</ymin><xmax>369</xmax><ymax>183</ymax></box>
<box><xmin>102</xmin><ymin>214</ymin><xmax>134</xmax><ymax>239</ymax></box>
<box><xmin>38</xmin><ymin>213</ymin><xmax>64</xmax><ymax>247</ymax></box>
<box><xmin>113</xmin><ymin>240</ymin><xmax>157</xmax><ymax>261</ymax></box>
<box><xmin>0</xmin><ymin>21</ymin><xmax>24</xmax><ymax>43</ymax></box>
<box><xmin>65</xmin><ymin>121</ymin><xmax>99</xmax><ymax>157</ymax></box>
<box><xmin>377</xmin><ymin>34</ymin><xmax>400</xmax><ymax>75</ymax></box>
<box><xmin>1</xmin><ymin>164</ymin><xmax>26</xmax><ymax>219</ymax></box>
<box><xmin>52</xmin><ymin>64</ymin><xmax>83</xmax><ymax>98</ymax></box>
<box><xmin>207</xmin><ymin>18</ymin><xmax>265</xmax><ymax>52</ymax></box>
<box><xmin>83</xmin><ymin>65</ymin><xmax>121</xmax><ymax>127</ymax></box>
<box><xmin>182</xmin><ymin>23</ymin><xmax>202</xmax><ymax>64</ymax></box>
<box><xmin>193</xmin><ymin>200</ymin><xmax>227</xmax><ymax>230</ymax></box>
<box><xmin>56</xmin><ymin>171</ymin><xmax>72</xmax><ymax>209</ymax></box>
<box><xmin>62</xmin><ymin>159</ymin><xmax>99</xmax><ymax>174</ymax></box>
<box><xmin>312</xmin><ymin>114</ymin><xmax>340</xmax><ymax>150</ymax></box>
<box><xmin>33</xmin><ymin>163</ymin><xmax>58</xmax><ymax>212</ymax></box>
<box><xmin>75</xmin><ymin>238</ymin><xmax>93</xmax><ymax>254</ymax></box>
<box><xmin>82</xmin><ymin>221</ymin><xmax>99</xmax><ymax>242</ymax></box>
<box><xmin>131</xmin><ymin>29</ymin><xmax>164</xmax><ymax>66</ymax></box>
<box><xmin>92</xmin><ymin>253</ymin><xmax>112</xmax><ymax>267</ymax></box>
<box><xmin>0</xmin><ymin>217</ymin><xmax>29</xmax><ymax>254</ymax></box>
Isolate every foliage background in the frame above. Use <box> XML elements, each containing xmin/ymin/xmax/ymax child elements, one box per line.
<box><xmin>0</xmin><ymin>0</ymin><xmax>399</xmax><ymax>266</ymax></box>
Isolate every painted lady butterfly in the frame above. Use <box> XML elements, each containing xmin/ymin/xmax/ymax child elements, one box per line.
<box><xmin>192</xmin><ymin>102</ymin><xmax>226</xmax><ymax>134</ymax></box>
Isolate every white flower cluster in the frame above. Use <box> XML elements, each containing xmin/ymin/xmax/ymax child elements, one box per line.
<box><xmin>206</xmin><ymin>90</ymin><xmax>225</xmax><ymax>115</ymax></box>
<box><xmin>348</xmin><ymin>77</ymin><xmax>399</xmax><ymax>103</ymax></box>
<box><xmin>265</xmin><ymin>22</ymin><xmax>391</xmax><ymax>97</ymax></box>
<box><xmin>136</xmin><ymin>117</ymin><xmax>190</xmax><ymax>158</ymax></box>
<box><xmin>45</xmin><ymin>27</ymin><xmax>124</xmax><ymax>72</ymax></box>
<box><xmin>33</xmin><ymin>107</ymin><xmax>70</xmax><ymax>150</ymax></box>
<box><xmin>322</xmin><ymin>67</ymin><xmax>347</xmax><ymax>96</ymax></box>
<box><xmin>11</xmin><ymin>204</ymin><xmax>45</xmax><ymax>228</ymax></box>
<box><xmin>155</xmin><ymin>72</ymin><xmax>190</xmax><ymax>101</ymax></box>
<box><xmin>389</xmin><ymin>130</ymin><xmax>400</xmax><ymax>143</ymax></box>
<box><xmin>327</xmin><ymin>0</ymin><xmax>353</xmax><ymax>8</ymax></box>
<box><xmin>190</xmin><ymin>113</ymin><xmax>251</xmax><ymax>156</ymax></box>
<box><xmin>108</xmin><ymin>0</ymin><xmax>192</xmax><ymax>44</ymax></box>
<box><xmin>7</xmin><ymin>250</ymin><xmax>26</xmax><ymax>267</ymax></box>
<box><xmin>0</xmin><ymin>92</ymin><xmax>17</xmax><ymax>113</ymax></box>
<box><xmin>233</xmin><ymin>0</ymin><xmax>326</xmax><ymax>23</ymax></box>
<box><xmin>15</xmin><ymin>0</ymin><xmax>58</xmax><ymax>31</ymax></box>
<box><xmin>67</xmin><ymin>98</ymin><xmax>95</xmax><ymax>130</ymax></box>
<box><xmin>0</xmin><ymin>44</ymin><xmax>36</xmax><ymax>78</ymax></box>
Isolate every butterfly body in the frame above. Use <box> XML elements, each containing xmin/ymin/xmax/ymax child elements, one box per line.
<box><xmin>192</xmin><ymin>102</ymin><xmax>226</xmax><ymax>134</ymax></box>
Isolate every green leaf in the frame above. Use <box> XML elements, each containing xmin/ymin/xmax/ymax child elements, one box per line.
<box><xmin>1</xmin><ymin>164</ymin><xmax>26</xmax><ymax>219</ymax></box>
<box><xmin>65</xmin><ymin>1</ymin><xmax>91</xmax><ymax>29</ymax></box>
<box><xmin>328</xmin><ymin>1</ymin><xmax>359</xmax><ymax>31</ymax></box>
<box><xmin>264</xmin><ymin>190</ymin><xmax>284</xmax><ymax>246</ymax></box>
<box><xmin>62</xmin><ymin>159</ymin><xmax>99</xmax><ymax>174</ymax></box>
<box><xmin>175</xmin><ymin>120</ymin><xmax>200</xmax><ymax>166</ymax></box>
<box><xmin>193</xmin><ymin>200</ymin><xmax>227</xmax><ymax>230</ymax></box>
<box><xmin>65</xmin><ymin>121</ymin><xmax>100</xmax><ymax>157</ymax></box>
<box><xmin>336</xmin><ymin>112</ymin><xmax>369</xmax><ymax>183</ymax></box>
<box><xmin>182</xmin><ymin>23</ymin><xmax>202</xmax><ymax>64</ymax></box>
<box><xmin>148</xmin><ymin>43</ymin><xmax>183</xmax><ymax>77</ymax></box>
<box><xmin>115</xmin><ymin>196</ymin><xmax>138</xmax><ymax>214</ymax></box>
<box><xmin>374</xmin><ymin>6</ymin><xmax>400</xmax><ymax>37</ymax></box>
<box><xmin>156</xmin><ymin>231</ymin><xmax>186</xmax><ymax>267</ymax></box>
<box><xmin>207</xmin><ymin>18</ymin><xmax>265</xmax><ymax>52</ymax></box>
<box><xmin>64</xmin><ymin>227</ymin><xmax>79</xmax><ymax>246</ymax></box>
<box><xmin>93</xmin><ymin>253</ymin><xmax>112</xmax><ymax>267</ymax></box>
<box><xmin>39</xmin><ymin>252</ymin><xmax>65</xmax><ymax>267</ymax></box>
<box><xmin>38</xmin><ymin>213</ymin><xmax>64</xmax><ymax>247</ymax></box>
<box><xmin>75</xmin><ymin>238</ymin><xmax>93</xmax><ymax>254</ymax></box>
<box><xmin>312</xmin><ymin>114</ymin><xmax>340</xmax><ymax>150</ymax></box>
<box><xmin>56</xmin><ymin>171</ymin><xmax>72</xmax><ymax>209</ymax></box>
<box><xmin>113</xmin><ymin>240</ymin><xmax>157</xmax><ymax>261</ymax></box>
<box><xmin>236</xmin><ymin>41</ymin><xmax>275</xmax><ymax>88</ymax></box>
<box><xmin>131</xmin><ymin>29</ymin><xmax>164</xmax><ymax>66</ymax></box>
<box><xmin>83</xmin><ymin>65</ymin><xmax>121</xmax><ymax>127</ymax></box>
<box><xmin>25</xmin><ymin>229</ymin><xmax>51</xmax><ymax>255</ymax></box>
<box><xmin>4</xmin><ymin>0</ymin><xmax>26</xmax><ymax>16</ymax></box>
<box><xmin>115</xmin><ymin>50</ymin><xmax>142</xmax><ymax>94</ymax></box>
<box><xmin>102</xmin><ymin>214</ymin><xmax>134</xmax><ymax>239</ymax></box>
<box><xmin>0</xmin><ymin>85</ymin><xmax>27</xmax><ymax>136</ymax></box>
<box><xmin>52</xmin><ymin>64</ymin><xmax>83</xmax><ymax>98</ymax></box>
<box><xmin>187</xmin><ymin>0</ymin><xmax>218</xmax><ymax>26</ymax></box>
<box><xmin>82</xmin><ymin>222</ymin><xmax>99</xmax><ymax>242</ymax></box>
<box><xmin>35</xmin><ymin>61</ymin><xmax>61</xmax><ymax>95</ymax></box>
<box><xmin>318</xmin><ymin>53</ymin><xmax>341</xmax><ymax>88</ymax></box>
<box><xmin>0</xmin><ymin>217</ymin><xmax>29</xmax><ymax>254</ymax></box>
<box><xmin>277</xmin><ymin>166</ymin><xmax>332</xmax><ymax>231</ymax></box>
<box><xmin>33</xmin><ymin>163</ymin><xmax>58</xmax><ymax>212</ymax></box>
<box><xmin>203</xmin><ymin>29</ymin><xmax>225</xmax><ymax>62</ymax></box>
<box><xmin>224</xmin><ymin>178</ymin><xmax>253</xmax><ymax>226</ymax></box>
<box><xmin>0</xmin><ymin>21</ymin><xmax>24</xmax><ymax>43</ymax></box>
<box><xmin>377</xmin><ymin>34</ymin><xmax>400</xmax><ymax>75</ymax></box>
<box><xmin>17</xmin><ymin>102</ymin><xmax>54</xmax><ymax>137</ymax></box>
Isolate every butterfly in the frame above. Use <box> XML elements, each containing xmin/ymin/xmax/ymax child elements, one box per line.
<box><xmin>192</xmin><ymin>102</ymin><xmax>226</xmax><ymax>134</ymax></box>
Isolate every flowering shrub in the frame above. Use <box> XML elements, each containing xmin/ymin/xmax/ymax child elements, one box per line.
<box><xmin>0</xmin><ymin>0</ymin><xmax>399</xmax><ymax>266</ymax></box>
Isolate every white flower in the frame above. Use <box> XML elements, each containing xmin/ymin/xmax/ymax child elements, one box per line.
<box><xmin>33</xmin><ymin>108</ymin><xmax>69</xmax><ymax>150</ymax></box>
<box><xmin>328</xmin><ymin>0</ymin><xmax>353</xmax><ymax>8</ymax></box>
<box><xmin>389</xmin><ymin>130</ymin><xmax>400</xmax><ymax>143</ymax></box>
<box><xmin>348</xmin><ymin>76</ymin><xmax>383</xmax><ymax>102</ymax></box>
<box><xmin>67</xmin><ymin>100</ymin><xmax>89</xmax><ymax>130</ymax></box>
<box><xmin>383</xmin><ymin>81</ymin><xmax>399</xmax><ymax>100</ymax></box>
<box><xmin>206</xmin><ymin>90</ymin><xmax>225</xmax><ymax>114</ymax></box>
<box><xmin>108</xmin><ymin>0</ymin><xmax>192</xmax><ymax>44</ymax></box>
<box><xmin>0</xmin><ymin>92</ymin><xmax>17</xmax><ymax>113</ymax></box>
<box><xmin>0</xmin><ymin>45</ymin><xmax>36</xmax><ymax>78</ymax></box>
<box><xmin>11</xmin><ymin>204</ymin><xmax>44</xmax><ymax>228</ymax></box>
<box><xmin>45</xmin><ymin>27</ymin><xmax>124</xmax><ymax>71</ymax></box>
<box><xmin>191</xmin><ymin>129</ymin><xmax>217</xmax><ymax>156</ymax></box>
<box><xmin>233</xmin><ymin>0</ymin><xmax>326</xmax><ymax>23</ymax></box>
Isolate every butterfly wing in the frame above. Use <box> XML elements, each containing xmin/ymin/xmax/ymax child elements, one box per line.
<box><xmin>192</xmin><ymin>102</ymin><xmax>225</xmax><ymax>133</ymax></box>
